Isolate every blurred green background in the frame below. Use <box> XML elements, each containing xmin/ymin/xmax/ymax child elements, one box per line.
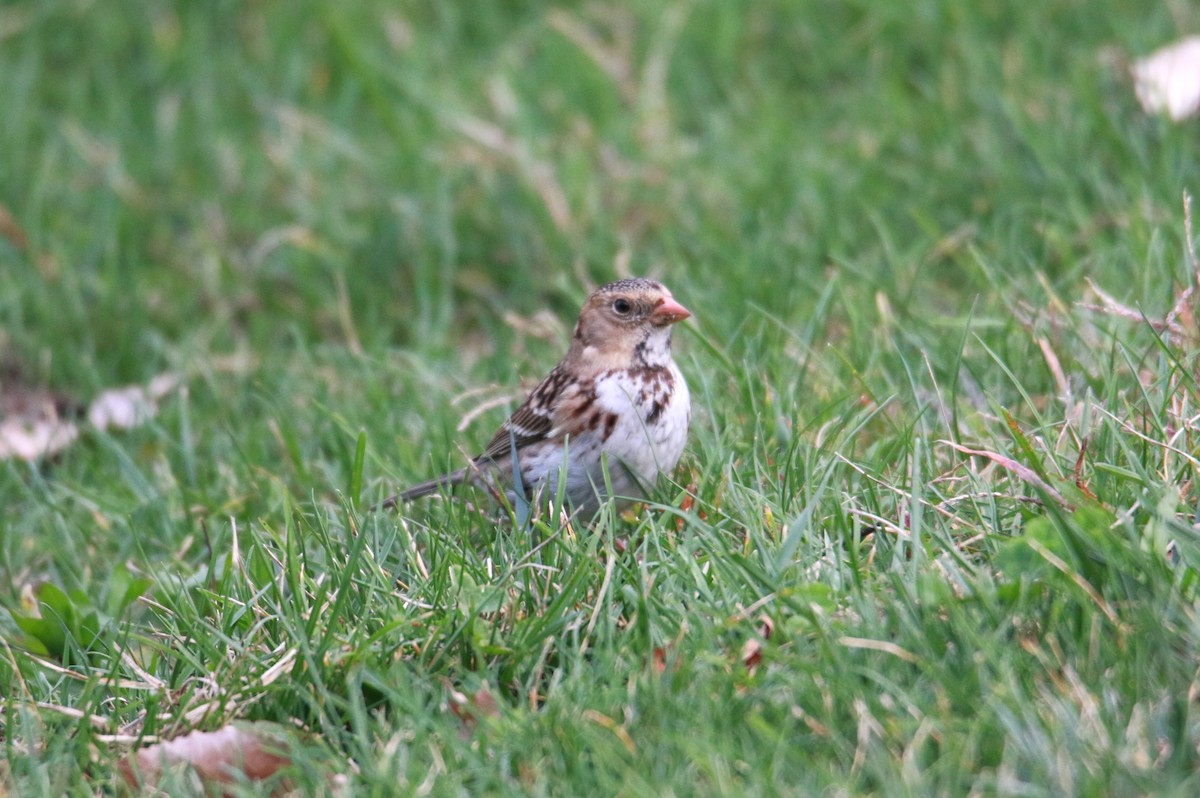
<box><xmin>5</xmin><ymin>0</ymin><xmax>1191</xmax><ymax>382</ymax></box>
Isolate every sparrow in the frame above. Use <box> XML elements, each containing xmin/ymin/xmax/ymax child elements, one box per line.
<box><xmin>385</xmin><ymin>278</ymin><xmax>692</xmax><ymax>517</ymax></box>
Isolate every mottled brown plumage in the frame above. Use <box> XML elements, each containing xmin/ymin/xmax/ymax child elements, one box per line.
<box><xmin>384</xmin><ymin>278</ymin><xmax>692</xmax><ymax>516</ymax></box>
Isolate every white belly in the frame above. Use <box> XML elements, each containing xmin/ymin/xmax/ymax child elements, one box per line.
<box><xmin>518</xmin><ymin>365</ymin><xmax>690</xmax><ymax>515</ymax></box>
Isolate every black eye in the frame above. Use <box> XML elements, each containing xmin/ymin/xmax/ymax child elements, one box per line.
<box><xmin>612</xmin><ymin>298</ymin><xmax>632</xmax><ymax>315</ymax></box>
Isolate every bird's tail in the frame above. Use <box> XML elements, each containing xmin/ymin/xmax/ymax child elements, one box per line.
<box><xmin>377</xmin><ymin>468</ymin><xmax>469</xmax><ymax>510</ymax></box>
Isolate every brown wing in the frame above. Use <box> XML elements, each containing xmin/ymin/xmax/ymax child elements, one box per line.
<box><xmin>475</xmin><ymin>365</ymin><xmax>572</xmax><ymax>464</ymax></box>
<box><xmin>381</xmin><ymin>366</ymin><xmax>587</xmax><ymax>510</ymax></box>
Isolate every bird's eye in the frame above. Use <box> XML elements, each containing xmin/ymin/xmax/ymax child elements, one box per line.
<box><xmin>612</xmin><ymin>298</ymin><xmax>633</xmax><ymax>315</ymax></box>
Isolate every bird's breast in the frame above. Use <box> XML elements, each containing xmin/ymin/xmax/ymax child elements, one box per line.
<box><xmin>591</xmin><ymin>365</ymin><xmax>690</xmax><ymax>479</ymax></box>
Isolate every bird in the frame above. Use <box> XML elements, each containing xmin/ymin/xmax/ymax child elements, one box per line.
<box><xmin>384</xmin><ymin>277</ymin><xmax>692</xmax><ymax>517</ymax></box>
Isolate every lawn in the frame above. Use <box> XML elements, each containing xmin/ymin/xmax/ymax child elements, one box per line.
<box><xmin>3</xmin><ymin>0</ymin><xmax>1200</xmax><ymax>794</ymax></box>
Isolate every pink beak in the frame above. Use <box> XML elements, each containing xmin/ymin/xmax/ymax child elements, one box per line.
<box><xmin>653</xmin><ymin>297</ymin><xmax>692</xmax><ymax>324</ymax></box>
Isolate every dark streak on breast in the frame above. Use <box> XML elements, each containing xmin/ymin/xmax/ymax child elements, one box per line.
<box><xmin>603</xmin><ymin>412</ymin><xmax>619</xmax><ymax>441</ymax></box>
<box><xmin>632</xmin><ymin>337</ymin><xmax>649</xmax><ymax>366</ymax></box>
<box><xmin>628</xmin><ymin>365</ymin><xmax>674</xmax><ymax>383</ymax></box>
<box><xmin>631</xmin><ymin>366</ymin><xmax>673</xmax><ymax>404</ymax></box>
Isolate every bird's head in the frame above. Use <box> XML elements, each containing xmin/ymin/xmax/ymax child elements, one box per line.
<box><xmin>570</xmin><ymin>278</ymin><xmax>690</xmax><ymax>369</ymax></box>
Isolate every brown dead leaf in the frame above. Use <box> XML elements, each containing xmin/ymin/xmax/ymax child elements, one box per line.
<box><xmin>448</xmin><ymin>682</ymin><xmax>501</xmax><ymax>734</ymax></box>
<box><xmin>119</xmin><ymin>723</ymin><xmax>292</xmax><ymax>793</ymax></box>
<box><xmin>582</xmin><ymin>709</ymin><xmax>637</xmax><ymax>755</ymax></box>
<box><xmin>676</xmin><ymin>482</ymin><xmax>698</xmax><ymax>532</ymax></box>
<box><xmin>740</xmin><ymin>614</ymin><xmax>774</xmax><ymax>673</ymax></box>
<box><xmin>740</xmin><ymin>637</ymin><xmax>763</xmax><ymax>672</ymax></box>
<box><xmin>758</xmin><ymin>614</ymin><xmax>775</xmax><ymax>641</ymax></box>
<box><xmin>0</xmin><ymin>358</ymin><xmax>82</xmax><ymax>418</ymax></box>
<box><xmin>471</xmin><ymin>684</ymin><xmax>500</xmax><ymax>719</ymax></box>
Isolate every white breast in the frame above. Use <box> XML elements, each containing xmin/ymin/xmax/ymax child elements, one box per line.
<box><xmin>593</xmin><ymin>364</ymin><xmax>690</xmax><ymax>483</ymax></box>
<box><xmin>515</xmin><ymin>364</ymin><xmax>691</xmax><ymax>515</ymax></box>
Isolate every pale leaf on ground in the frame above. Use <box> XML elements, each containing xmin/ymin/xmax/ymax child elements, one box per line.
<box><xmin>87</xmin><ymin>375</ymin><xmax>178</xmax><ymax>430</ymax></box>
<box><xmin>0</xmin><ymin>417</ymin><xmax>78</xmax><ymax>460</ymax></box>
<box><xmin>1132</xmin><ymin>36</ymin><xmax>1200</xmax><ymax>120</ymax></box>
<box><xmin>119</xmin><ymin>723</ymin><xmax>292</xmax><ymax>792</ymax></box>
<box><xmin>0</xmin><ymin>372</ymin><xmax>180</xmax><ymax>460</ymax></box>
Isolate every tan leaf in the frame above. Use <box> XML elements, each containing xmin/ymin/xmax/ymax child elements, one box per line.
<box><xmin>758</xmin><ymin>613</ymin><xmax>775</xmax><ymax>641</ymax></box>
<box><xmin>740</xmin><ymin>637</ymin><xmax>763</xmax><ymax>672</ymax></box>
<box><xmin>88</xmin><ymin>374</ymin><xmax>179</xmax><ymax>431</ymax></box>
<box><xmin>1133</xmin><ymin>37</ymin><xmax>1200</xmax><ymax>120</ymax></box>
<box><xmin>448</xmin><ymin>682</ymin><xmax>501</xmax><ymax>732</ymax></box>
<box><xmin>471</xmin><ymin>684</ymin><xmax>500</xmax><ymax>720</ymax></box>
<box><xmin>741</xmin><ymin>615</ymin><xmax>774</xmax><ymax>673</ymax></box>
<box><xmin>0</xmin><ymin>372</ymin><xmax>180</xmax><ymax>460</ymax></box>
<box><xmin>119</xmin><ymin>723</ymin><xmax>291</xmax><ymax>792</ymax></box>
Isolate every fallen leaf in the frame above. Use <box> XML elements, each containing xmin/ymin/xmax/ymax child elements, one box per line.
<box><xmin>448</xmin><ymin>682</ymin><xmax>501</xmax><ymax>733</ymax></box>
<box><xmin>676</xmin><ymin>481</ymin><xmax>697</xmax><ymax>532</ymax></box>
<box><xmin>740</xmin><ymin>637</ymin><xmax>763</xmax><ymax>672</ymax></box>
<box><xmin>758</xmin><ymin>613</ymin><xmax>774</xmax><ymax>641</ymax></box>
<box><xmin>1132</xmin><ymin>36</ymin><xmax>1200</xmax><ymax>120</ymax></box>
<box><xmin>471</xmin><ymin>684</ymin><xmax>500</xmax><ymax>719</ymax></box>
<box><xmin>0</xmin><ymin>364</ymin><xmax>83</xmax><ymax>459</ymax></box>
<box><xmin>740</xmin><ymin>615</ymin><xmax>774</xmax><ymax>673</ymax></box>
<box><xmin>119</xmin><ymin>723</ymin><xmax>292</xmax><ymax>792</ymax></box>
<box><xmin>0</xmin><ymin>417</ymin><xmax>79</xmax><ymax>460</ymax></box>
<box><xmin>1166</xmin><ymin>539</ymin><xmax>1180</xmax><ymax>566</ymax></box>
<box><xmin>838</xmin><ymin>636</ymin><xmax>921</xmax><ymax>664</ymax></box>
<box><xmin>0</xmin><ymin>372</ymin><xmax>179</xmax><ymax>460</ymax></box>
<box><xmin>1072</xmin><ymin>436</ymin><xmax>1097</xmax><ymax>500</ymax></box>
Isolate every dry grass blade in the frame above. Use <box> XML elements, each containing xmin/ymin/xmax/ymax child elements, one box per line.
<box><xmin>941</xmin><ymin>440</ymin><xmax>1073</xmax><ymax>510</ymax></box>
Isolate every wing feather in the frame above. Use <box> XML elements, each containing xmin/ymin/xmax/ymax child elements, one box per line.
<box><xmin>476</xmin><ymin>365</ymin><xmax>572</xmax><ymax>463</ymax></box>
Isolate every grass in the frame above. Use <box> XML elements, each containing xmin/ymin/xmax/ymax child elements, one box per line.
<box><xmin>3</xmin><ymin>0</ymin><xmax>1200</xmax><ymax>794</ymax></box>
